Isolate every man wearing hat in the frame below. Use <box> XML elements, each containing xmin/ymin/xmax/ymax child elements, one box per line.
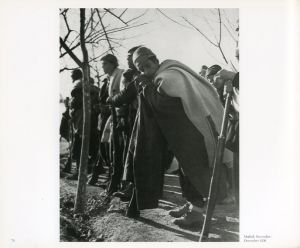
<box><xmin>206</xmin><ymin>64</ymin><xmax>227</xmax><ymax>105</ymax></box>
<box><xmin>206</xmin><ymin>64</ymin><xmax>222</xmax><ymax>83</ymax></box>
<box><xmin>127</xmin><ymin>46</ymin><xmax>232</xmax><ymax>226</ymax></box>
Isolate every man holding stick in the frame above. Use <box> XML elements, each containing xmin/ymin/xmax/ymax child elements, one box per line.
<box><xmin>127</xmin><ymin>46</ymin><xmax>232</xmax><ymax>224</ymax></box>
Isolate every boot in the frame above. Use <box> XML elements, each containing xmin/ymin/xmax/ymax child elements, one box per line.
<box><xmin>168</xmin><ymin>202</ymin><xmax>191</xmax><ymax>218</ymax></box>
<box><xmin>88</xmin><ymin>163</ymin><xmax>106</xmax><ymax>186</ymax></box>
<box><xmin>173</xmin><ymin>209</ymin><xmax>204</xmax><ymax>227</ymax></box>
<box><xmin>113</xmin><ymin>182</ymin><xmax>133</xmax><ymax>202</ymax></box>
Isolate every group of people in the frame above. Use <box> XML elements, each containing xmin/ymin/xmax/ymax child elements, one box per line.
<box><xmin>60</xmin><ymin>33</ymin><xmax>239</xmax><ymax>227</ymax></box>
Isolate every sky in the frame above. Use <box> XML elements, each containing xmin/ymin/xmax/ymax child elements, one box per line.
<box><xmin>60</xmin><ymin>8</ymin><xmax>239</xmax><ymax>98</ymax></box>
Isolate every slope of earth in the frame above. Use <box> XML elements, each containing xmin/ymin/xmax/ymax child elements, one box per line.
<box><xmin>60</xmin><ymin>139</ymin><xmax>239</xmax><ymax>242</ymax></box>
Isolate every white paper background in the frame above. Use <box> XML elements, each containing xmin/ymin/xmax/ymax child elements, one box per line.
<box><xmin>0</xmin><ymin>0</ymin><xmax>299</xmax><ymax>247</ymax></box>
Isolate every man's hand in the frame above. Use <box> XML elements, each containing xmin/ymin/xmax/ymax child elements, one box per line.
<box><xmin>224</xmin><ymin>80</ymin><xmax>233</xmax><ymax>94</ymax></box>
<box><xmin>135</xmin><ymin>74</ymin><xmax>152</xmax><ymax>86</ymax></box>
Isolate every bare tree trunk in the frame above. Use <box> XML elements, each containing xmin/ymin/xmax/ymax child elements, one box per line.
<box><xmin>74</xmin><ymin>8</ymin><xmax>91</xmax><ymax>213</ymax></box>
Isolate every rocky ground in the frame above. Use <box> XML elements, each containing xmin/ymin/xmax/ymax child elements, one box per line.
<box><xmin>59</xmin><ymin>139</ymin><xmax>239</xmax><ymax>242</ymax></box>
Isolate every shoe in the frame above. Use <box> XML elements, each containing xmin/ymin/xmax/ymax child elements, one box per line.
<box><xmin>173</xmin><ymin>210</ymin><xmax>204</xmax><ymax>227</ymax></box>
<box><xmin>168</xmin><ymin>203</ymin><xmax>190</xmax><ymax>218</ymax></box>
<box><xmin>112</xmin><ymin>184</ymin><xmax>133</xmax><ymax>202</ymax></box>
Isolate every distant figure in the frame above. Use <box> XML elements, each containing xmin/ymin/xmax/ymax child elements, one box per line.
<box><xmin>63</xmin><ymin>68</ymin><xmax>84</xmax><ymax>177</ymax></box>
<box><xmin>88</xmin><ymin>77</ymin><xmax>111</xmax><ymax>185</ymax></box>
<box><xmin>213</xmin><ymin>18</ymin><xmax>239</xmax><ymax>207</ymax></box>
<box><xmin>88</xmin><ymin>77</ymin><xmax>101</xmax><ymax>171</ymax></box>
<box><xmin>199</xmin><ymin>65</ymin><xmax>208</xmax><ymax>78</ymax></box>
<box><xmin>98</xmin><ymin>54</ymin><xmax>125</xmax><ymax>192</ymax></box>
<box><xmin>60</xmin><ymin>97</ymin><xmax>71</xmax><ymax>142</ymax></box>
<box><xmin>206</xmin><ymin>64</ymin><xmax>222</xmax><ymax>84</ymax></box>
<box><xmin>64</xmin><ymin>70</ymin><xmax>100</xmax><ymax>180</ymax></box>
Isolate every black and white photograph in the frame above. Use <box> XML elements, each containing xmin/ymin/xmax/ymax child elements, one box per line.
<box><xmin>1</xmin><ymin>0</ymin><xmax>300</xmax><ymax>247</ymax></box>
<box><xmin>59</xmin><ymin>8</ymin><xmax>239</xmax><ymax>242</ymax></box>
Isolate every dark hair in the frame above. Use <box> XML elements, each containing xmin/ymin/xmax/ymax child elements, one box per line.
<box><xmin>128</xmin><ymin>45</ymin><xmax>142</xmax><ymax>54</ymax></box>
<box><xmin>89</xmin><ymin>77</ymin><xmax>95</xmax><ymax>85</ymax></box>
<box><xmin>201</xmin><ymin>65</ymin><xmax>208</xmax><ymax>69</ymax></box>
<box><xmin>71</xmin><ymin>69</ymin><xmax>83</xmax><ymax>81</ymax></box>
<box><xmin>100</xmin><ymin>54</ymin><xmax>118</xmax><ymax>68</ymax></box>
<box><xmin>149</xmin><ymin>56</ymin><xmax>159</xmax><ymax>64</ymax></box>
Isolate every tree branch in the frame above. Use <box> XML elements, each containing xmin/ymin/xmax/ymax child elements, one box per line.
<box><xmin>182</xmin><ymin>17</ymin><xmax>218</xmax><ymax>47</ymax></box>
<box><xmin>60</xmin><ymin>37</ymin><xmax>82</xmax><ymax>67</ymax></box>
<box><xmin>223</xmin><ymin>23</ymin><xmax>238</xmax><ymax>43</ymax></box>
<box><xmin>126</xmin><ymin>9</ymin><xmax>149</xmax><ymax>24</ymax></box>
<box><xmin>119</xmin><ymin>8</ymin><xmax>127</xmax><ymax>18</ymax></box>
<box><xmin>157</xmin><ymin>9</ymin><xmax>191</xmax><ymax>28</ymax></box>
<box><xmin>60</xmin><ymin>42</ymin><xmax>81</xmax><ymax>58</ymax></box>
<box><xmin>96</xmin><ymin>9</ymin><xmax>114</xmax><ymax>54</ymax></box>
<box><xmin>218</xmin><ymin>9</ymin><xmax>222</xmax><ymax>45</ymax></box>
<box><xmin>103</xmin><ymin>8</ymin><xmax>128</xmax><ymax>26</ymax></box>
<box><xmin>59</xmin><ymin>66</ymin><xmax>79</xmax><ymax>73</ymax></box>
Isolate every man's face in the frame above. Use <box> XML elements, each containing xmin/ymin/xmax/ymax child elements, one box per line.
<box><xmin>207</xmin><ymin>74</ymin><xmax>214</xmax><ymax>84</ymax></box>
<box><xmin>101</xmin><ymin>61</ymin><xmax>115</xmax><ymax>75</ymax></box>
<box><xmin>136</xmin><ymin>58</ymin><xmax>159</xmax><ymax>78</ymax></box>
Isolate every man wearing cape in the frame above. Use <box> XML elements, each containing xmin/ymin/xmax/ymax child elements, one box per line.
<box><xmin>129</xmin><ymin>46</ymin><xmax>232</xmax><ymax>226</ymax></box>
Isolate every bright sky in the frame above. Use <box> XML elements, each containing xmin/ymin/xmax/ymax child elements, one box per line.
<box><xmin>60</xmin><ymin>8</ymin><xmax>238</xmax><ymax>98</ymax></box>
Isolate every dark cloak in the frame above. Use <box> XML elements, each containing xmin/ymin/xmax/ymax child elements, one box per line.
<box><xmin>133</xmin><ymin>84</ymin><xmax>214</xmax><ymax>210</ymax></box>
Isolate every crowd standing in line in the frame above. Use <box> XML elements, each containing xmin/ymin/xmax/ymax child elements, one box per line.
<box><xmin>60</xmin><ymin>22</ymin><xmax>239</xmax><ymax>227</ymax></box>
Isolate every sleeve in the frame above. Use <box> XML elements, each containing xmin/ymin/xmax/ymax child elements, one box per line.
<box><xmin>111</xmin><ymin>81</ymin><xmax>138</xmax><ymax>107</ymax></box>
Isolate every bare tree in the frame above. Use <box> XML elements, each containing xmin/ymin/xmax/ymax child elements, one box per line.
<box><xmin>59</xmin><ymin>8</ymin><xmax>148</xmax><ymax>78</ymax></box>
<box><xmin>74</xmin><ymin>8</ymin><xmax>91</xmax><ymax>213</ymax></box>
<box><xmin>59</xmin><ymin>8</ymin><xmax>148</xmax><ymax>213</ymax></box>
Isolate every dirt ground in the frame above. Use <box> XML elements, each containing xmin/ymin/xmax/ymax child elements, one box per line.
<box><xmin>59</xmin><ymin>139</ymin><xmax>239</xmax><ymax>242</ymax></box>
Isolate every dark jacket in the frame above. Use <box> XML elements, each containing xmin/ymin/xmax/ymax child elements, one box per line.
<box><xmin>70</xmin><ymin>81</ymin><xmax>100</xmax><ymax>132</ymax></box>
<box><xmin>110</xmin><ymin>69</ymin><xmax>139</xmax><ymax>107</ymax></box>
<box><xmin>134</xmin><ymin>84</ymin><xmax>212</xmax><ymax>210</ymax></box>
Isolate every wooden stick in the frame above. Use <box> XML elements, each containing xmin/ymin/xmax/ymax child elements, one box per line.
<box><xmin>199</xmin><ymin>89</ymin><xmax>233</xmax><ymax>241</ymax></box>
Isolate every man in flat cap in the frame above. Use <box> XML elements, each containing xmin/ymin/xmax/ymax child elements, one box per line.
<box><xmin>206</xmin><ymin>64</ymin><xmax>222</xmax><ymax>84</ymax></box>
<box><xmin>127</xmin><ymin>46</ymin><xmax>232</xmax><ymax>226</ymax></box>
